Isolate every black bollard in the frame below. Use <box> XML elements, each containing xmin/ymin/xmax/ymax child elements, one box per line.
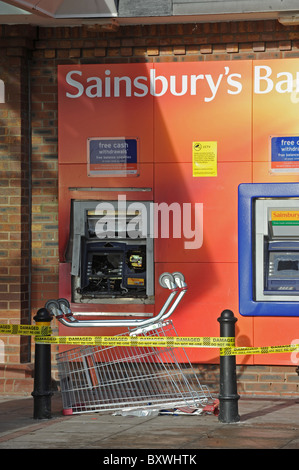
<box><xmin>217</xmin><ymin>309</ymin><xmax>240</xmax><ymax>423</ymax></box>
<box><xmin>31</xmin><ymin>308</ymin><xmax>53</xmax><ymax>419</ymax></box>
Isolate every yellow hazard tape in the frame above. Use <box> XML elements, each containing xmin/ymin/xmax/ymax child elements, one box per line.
<box><xmin>34</xmin><ymin>336</ymin><xmax>299</xmax><ymax>355</ymax></box>
<box><xmin>220</xmin><ymin>344</ymin><xmax>299</xmax><ymax>356</ymax></box>
<box><xmin>0</xmin><ymin>323</ymin><xmax>52</xmax><ymax>336</ymax></box>
<box><xmin>34</xmin><ymin>335</ymin><xmax>235</xmax><ymax>348</ymax></box>
<box><xmin>1</xmin><ymin>323</ymin><xmax>298</xmax><ymax>356</ymax></box>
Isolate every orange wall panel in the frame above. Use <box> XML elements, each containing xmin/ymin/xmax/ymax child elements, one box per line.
<box><xmin>155</xmin><ymin>262</ymin><xmax>253</xmax><ymax>364</ymax></box>
<box><xmin>253</xmin><ymin>317</ymin><xmax>299</xmax><ymax>366</ymax></box>
<box><xmin>253</xmin><ymin>162</ymin><xmax>299</xmax><ymax>183</ymax></box>
<box><xmin>154</xmin><ymin>162</ymin><xmax>252</xmax><ymax>263</ymax></box>
<box><xmin>153</xmin><ymin>61</ymin><xmax>252</xmax><ymax>163</ymax></box>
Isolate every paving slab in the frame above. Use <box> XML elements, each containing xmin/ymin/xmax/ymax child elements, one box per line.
<box><xmin>0</xmin><ymin>393</ymin><xmax>298</xmax><ymax>453</ymax></box>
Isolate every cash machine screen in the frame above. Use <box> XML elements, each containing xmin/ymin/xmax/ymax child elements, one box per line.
<box><xmin>267</xmin><ymin>250</ymin><xmax>299</xmax><ymax>293</ymax></box>
<box><xmin>277</xmin><ymin>259</ymin><xmax>298</xmax><ymax>271</ymax></box>
<box><xmin>80</xmin><ymin>241</ymin><xmax>147</xmax><ymax>298</ymax></box>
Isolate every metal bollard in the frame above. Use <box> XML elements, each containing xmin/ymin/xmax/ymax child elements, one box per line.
<box><xmin>217</xmin><ymin>309</ymin><xmax>240</xmax><ymax>423</ymax></box>
<box><xmin>31</xmin><ymin>308</ymin><xmax>53</xmax><ymax>419</ymax></box>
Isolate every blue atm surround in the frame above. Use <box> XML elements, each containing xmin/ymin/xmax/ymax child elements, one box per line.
<box><xmin>238</xmin><ymin>182</ymin><xmax>299</xmax><ymax>317</ymax></box>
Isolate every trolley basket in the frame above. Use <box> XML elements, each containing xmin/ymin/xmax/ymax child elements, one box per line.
<box><xmin>56</xmin><ymin>320</ymin><xmax>214</xmax><ymax>415</ymax></box>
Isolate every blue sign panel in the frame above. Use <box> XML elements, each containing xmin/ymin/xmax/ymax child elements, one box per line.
<box><xmin>271</xmin><ymin>136</ymin><xmax>299</xmax><ymax>172</ymax></box>
<box><xmin>88</xmin><ymin>137</ymin><xmax>138</xmax><ymax>176</ymax></box>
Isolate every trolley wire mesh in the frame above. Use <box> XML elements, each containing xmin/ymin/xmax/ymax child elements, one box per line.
<box><xmin>56</xmin><ymin>320</ymin><xmax>213</xmax><ymax>414</ymax></box>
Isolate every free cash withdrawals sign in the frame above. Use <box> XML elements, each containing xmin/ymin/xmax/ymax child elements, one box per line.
<box><xmin>87</xmin><ymin>137</ymin><xmax>138</xmax><ymax>176</ymax></box>
<box><xmin>271</xmin><ymin>136</ymin><xmax>299</xmax><ymax>172</ymax></box>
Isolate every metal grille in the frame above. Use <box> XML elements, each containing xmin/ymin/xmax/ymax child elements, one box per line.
<box><xmin>56</xmin><ymin>320</ymin><xmax>213</xmax><ymax>414</ymax></box>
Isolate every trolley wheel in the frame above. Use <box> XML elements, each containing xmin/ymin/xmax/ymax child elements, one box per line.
<box><xmin>172</xmin><ymin>271</ymin><xmax>184</xmax><ymax>282</ymax></box>
<box><xmin>159</xmin><ymin>272</ymin><xmax>175</xmax><ymax>289</ymax></box>
<box><xmin>57</xmin><ymin>298</ymin><xmax>70</xmax><ymax>309</ymax></box>
<box><xmin>45</xmin><ymin>299</ymin><xmax>59</xmax><ymax>314</ymax></box>
<box><xmin>172</xmin><ymin>272</ymin><xmax>185</xmax><ymax>287</ymax></box>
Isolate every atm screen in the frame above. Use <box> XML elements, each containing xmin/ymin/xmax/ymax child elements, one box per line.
<box><xmin>266</xmin><ymin>251</ymin><xmax>299</xmax><ymax>293</ymax></box>
<box><xmin>80</xmin><ymin>242</ymin><xmax>147</xmax><ymax>298</ymax></box>
<box><xmin>277</xmin><ymin>260</ymin><xmax>299</xmax><ymax>271</ymax></box>
<box><xmin>90</xmin><ymin>253</ymin><xmax>122</xmax><ymax>277</ymax></box>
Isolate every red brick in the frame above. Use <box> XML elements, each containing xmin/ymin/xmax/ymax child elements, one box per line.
<box><xmin>226</xmin><ymin>43</ymin><xmax>239</xmax><ymax>53</ymax></box>
<box><xmin>147</xmin><ymin>47</ymin><xmax>159</xmax><ymax>56</ymax></box>
<box><xmin>200</xmin><ymin>45</ymin><xmax>213</xmax><ymax>54</ymax></box>
<box><xmin>253</xmin><ymin>42</ymin><xmax>266</xmax><ymax>52</ymax></box>
<box><xmin>174</xmin><ymin>45</ymin><xmax>186</xmax><ymax>55</ymax></box>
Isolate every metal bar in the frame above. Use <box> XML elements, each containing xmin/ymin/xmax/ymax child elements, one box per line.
<box><xmin>57</xmin><ymin>289</ymin><xmax>180</xmax><ymax>328</ymax></box>
<box><xmin>72</xmin><ymin>312</ymin><xmax>153</xmax><ymax>317</ymax></box>
<box><xmin>68</xmin><ymin>187</ymin><xmax>152</xmax><ymax>192</ymax></box>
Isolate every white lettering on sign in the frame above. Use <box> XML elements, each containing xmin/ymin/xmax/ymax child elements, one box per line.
<box><xmin>64</xmin><ymin>65</ymin><xmax>299</xmax><ymax>102</ymax></box>
<box><xmin>0</xmin><ymin>79</ymin><xmax>4</xmax><ymax>103</ymax></box>
<box><xmin>254</xmin><ymin>65</ymin><xmax>299</xmax><ymax>94</ymax></box>
<box><xmin>65</xmin><ymin>67</ymin><xmax>242</xmax><ymax>102</ymax></box>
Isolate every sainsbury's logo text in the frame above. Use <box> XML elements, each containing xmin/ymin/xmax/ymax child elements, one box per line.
<box><xmin>64</xmin><ymin>65</ymin><xmax>299</xmax><ymax>102</ymax></box>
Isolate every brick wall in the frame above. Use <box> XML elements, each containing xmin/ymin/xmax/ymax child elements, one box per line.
<box><xmin>0</xmin><ymin>25</ymin><xmax>36</xmax><ymax>394</ymax></box>
<box><xmin>0</xmin><ymin>20</ymin><xmax>298</xmax><ymax>396</ymax></box>
<box><xmin>197</xmin><ymin>365</ymin><xmax>298</xmax><ymax>398</ymax></box>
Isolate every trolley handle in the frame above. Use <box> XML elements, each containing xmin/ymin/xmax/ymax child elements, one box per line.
<box><xmin>46</xmin><ymin>271</ymin><xmax>187</xmax><ymax>329</ymax></box>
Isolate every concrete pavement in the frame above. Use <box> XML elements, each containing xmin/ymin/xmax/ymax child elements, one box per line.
<box><xmin>0</xmin><ymin>392</ymin><xmax>298</xmax><ymax>451</ymax></box>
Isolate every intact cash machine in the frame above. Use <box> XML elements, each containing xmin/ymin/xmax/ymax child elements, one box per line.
<box><xmin>239</xmin><ymin>183</ymin><xmax>299</xmax><ymax>317</ymax></box>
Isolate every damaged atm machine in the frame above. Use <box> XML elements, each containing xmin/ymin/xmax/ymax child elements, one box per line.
<box><xmin>69</xmin><ymin>198</ymin><xmax>154</xmax><ymax>305</ymax></box>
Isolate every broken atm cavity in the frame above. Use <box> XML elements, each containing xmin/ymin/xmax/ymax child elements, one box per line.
<box><xmin>68</xmin><ymin>200</ymin><xmax>154</xmax><ymax>304</ymax></box>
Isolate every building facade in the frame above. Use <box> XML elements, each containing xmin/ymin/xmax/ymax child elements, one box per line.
<box><xmin>0</xmin><ymin>16</ymin><xmax>299</xmax><ymax>396</ymax></box>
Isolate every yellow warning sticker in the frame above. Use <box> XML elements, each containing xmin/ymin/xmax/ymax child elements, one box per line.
<box><xmin>192</xmin><ymin>141</ymin><xmax>217</xmax><ymax>177</ymax></box>
<box><xmin>127</xmin><ymin>278</ymin><xmax>144</xmax><ymax>286</ymax></box>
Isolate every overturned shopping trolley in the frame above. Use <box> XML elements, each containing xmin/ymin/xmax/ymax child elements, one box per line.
<box><xmin>47</xmin><ymin>272</ymin><xmax>215</xmax><ymax>415</ymax></box>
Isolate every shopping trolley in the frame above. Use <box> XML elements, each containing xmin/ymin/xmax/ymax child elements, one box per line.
<box><xmin>47</xmin><ymin>272</ymin><xmax>215</xmax><ymax>415</ymax></box>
